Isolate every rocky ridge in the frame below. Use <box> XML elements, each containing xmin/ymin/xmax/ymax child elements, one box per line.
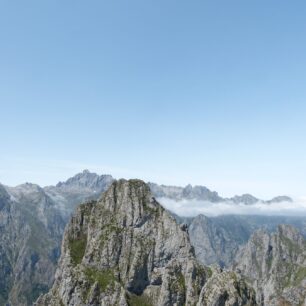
<box><xmin>148</xmin><ymin>182</ymin><xmax>292</xmax><ymax>205</ymax></box>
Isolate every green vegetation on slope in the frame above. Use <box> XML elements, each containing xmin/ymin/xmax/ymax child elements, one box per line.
<box><xmin>69</xmin><ymin>235</ymin><xmax>87</xmax><ymax>265</ymax></box>
<box><xmin>126</xmin><ymin>293</ymin><xmax>153</xmax><ymax>306</ymax></box>
<box><xmin>84</xmin><ymin>267</ymin><xmax>116</xmax><ymax>292</ymax></box>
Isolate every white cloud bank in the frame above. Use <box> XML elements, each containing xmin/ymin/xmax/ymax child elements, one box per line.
<box><xmin>157</xmin><ymin>197</ymin><xmax>306</xmax><ymax>217</ymax></box>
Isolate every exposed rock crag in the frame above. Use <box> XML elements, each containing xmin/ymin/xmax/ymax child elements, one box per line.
<box><xmin>36</xmin><ymin>180</ymin><xmax>256</xmax><ymax>306</ymax></box>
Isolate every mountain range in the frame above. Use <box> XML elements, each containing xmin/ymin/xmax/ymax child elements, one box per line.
<box><xmin>0</xmin><ymin>170</ymin><xmax>304</xmax><ymax>305</ymax></box>
<box><xmin>147</xmin><ymin>181</ymin><xmax>292</xmax><ymax>205</ymax></box>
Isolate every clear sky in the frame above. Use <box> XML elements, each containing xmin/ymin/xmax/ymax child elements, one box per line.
<box><xmin>1</xmin><ymin>0</ymin><xmax>306</xmax><ymax>199</ymax></box>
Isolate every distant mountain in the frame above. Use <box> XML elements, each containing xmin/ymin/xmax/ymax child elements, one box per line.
<box><xmin>148</xmin><ymin>182</ymin><xmax>222</xmax><ymax>202</ymax></box>
<box><xmin>266</xmin><ymin>195</ymin><xmax>293</xmax><ymax>204</ymax></box>
<box><xmin>45</xmin><ymin>170</ymin><xmax>293</xmax><ymax>209</ymax></box>
<box><xmin>232</xmin><ymin>225</ymin><xmax>306</xmax><ymax>305</ymax></box>
<box><xmin>228</xmin><ymin>194</ymin><xmax>259</xmax><ymax>205</ymax></box>
<box><xmin>55</xmin><ymin>169</ymin><xmax>113</xmax><ymax>191</ymax></box>
<box><xmin>44</xmin><ymin>170</ymin><xmax>114</xmax><ymax>215</ymax></box>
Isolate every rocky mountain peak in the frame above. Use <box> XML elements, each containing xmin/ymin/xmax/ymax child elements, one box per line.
<box><xmin>182</xmin><ymin>185</ymin><xmax>221</xmax><ymax>202</ymax></box>
<box><xmin>36</xmin><ymin>179</ymin><xmax>256</xmax><ymax>306</ymax></box>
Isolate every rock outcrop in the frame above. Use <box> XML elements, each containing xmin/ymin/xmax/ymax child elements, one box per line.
<box><xmin>36</xmin><ymin>179</ymin><xmax>256</xmax><ymax>306</ymax></box>
<box><xmin>232</xmin><ymin>225</ymin><xmax>306</xmax><ymax>306</ymax></box>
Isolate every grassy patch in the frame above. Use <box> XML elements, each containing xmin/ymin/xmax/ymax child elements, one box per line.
<box><xmin>126</xmin><ymin>293</ymin><xmax>153</xmax><ymax>306</ymax></box>
<box><xmin>69</xmin><ymin>235</ymin><xmax>87</xmax><ymax>265</ymax></box>
<box><xmin>206</xmin><ymin>267</ymin><xmax>213</xmax><ymax>278</ymax></box>
<box><xmin>84</xmin><ymin>267</ymin><xmax>116</xmax><ymax>292</ymax></box>
<box><xmin>177</xmin><ymin>272</ymin><xmax>186</xmax><ymax>291</ymax></box>
<box><xmin>293</xmin><ymin>266</ymin><xmax>306</xmax><ymax>286</ymax></box>
<box><xmin>266</xmin><ymin>256</ymin><xmax>273</xmax><ymax>271</ymax></box>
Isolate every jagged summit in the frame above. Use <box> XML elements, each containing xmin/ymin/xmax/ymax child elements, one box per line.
<box><xmin>56</xmin><ymin>170</ymin><xmax>114</xmax><ymax>191</ymax></box>
<box><xmin>36</xmin><ymin>179</ymin><xmax>256</xmax><ymax>306</ymax></box>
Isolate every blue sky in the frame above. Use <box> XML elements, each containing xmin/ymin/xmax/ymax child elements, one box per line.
<box><xmin>1</xmin><ymin>0</ymin><xmax>306</xmax><ymax>198</ymax></box>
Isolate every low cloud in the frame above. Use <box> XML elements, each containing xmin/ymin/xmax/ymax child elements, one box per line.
<box><xmin>157</xmin><ymin>197</ymin><xmax>306</xmax><ymax>217</ymax></box>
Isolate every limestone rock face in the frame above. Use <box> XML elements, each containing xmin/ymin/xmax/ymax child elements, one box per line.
<box><xmin>36</xmin><ymin>179</ymin><xmax>256</xmax><ymax>306</ymax></box>
<box><xmin>232</xmin><ymin>225</ymin><xmax>306</xmax><ymax>306</ymax></box>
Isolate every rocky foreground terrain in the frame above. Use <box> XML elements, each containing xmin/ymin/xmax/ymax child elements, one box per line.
<box><xmin>35</xmin><ymin>179</ymin><xmax>256</xmax><ymax>306</ymax></box>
